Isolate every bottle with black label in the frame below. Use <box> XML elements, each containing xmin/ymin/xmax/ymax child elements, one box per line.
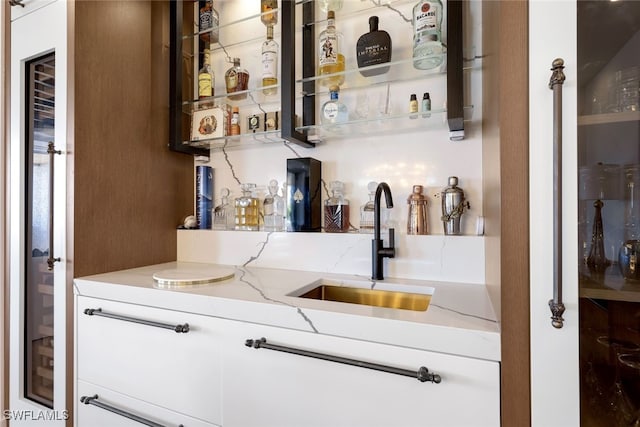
<box><xmin>356</xmin><ymin>16</ymin><xmax>391</xmax><ymax>77</ymax></box>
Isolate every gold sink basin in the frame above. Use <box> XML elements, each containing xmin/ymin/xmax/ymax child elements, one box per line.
<box><xmin>292</xmin><ymin>279</ymin><xmax>433</xmax><ymax>312</ymax></box>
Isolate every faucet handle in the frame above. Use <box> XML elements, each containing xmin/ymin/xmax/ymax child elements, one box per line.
<box><xmin>387</xmin><ymin>228</ymin><xmax>396</xmax><ymax>257</ymax></box>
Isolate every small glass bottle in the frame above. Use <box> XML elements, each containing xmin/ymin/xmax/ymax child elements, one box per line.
<box><xmin>261</xmin><ymin>0</ymin><xmax>278</xmax><ymax>27</ymax></box>
<box><xmin>409</xmin><ymin>93</ymin><xmax>419</xmax><ymax>119</ymax></box>
<box><xmin>199</xmin><ymin>0</ymin><xmax>219</xmax><ymax>44</ymax></box>
<box><xmin>412</xmin><ymin>0</ymin><xmax>444</xmax><ymax>70</ymax></box>
<box><xmin>324</xmin><ymin>180</ymin><xmax>350</xmax><ymax>233</ymax></box>
<box><xmin>359</xmin><ymin>181</ymin><xmax>377</xmax><ymax>233</ymax></box>
<box><xmin>262</xmin><ymin>25</ymin><xmax>279</xmax><ymax>96</ymax></box>
<box><xmin>318</xmin><ymin>10</ymin><xmax>345</xmax><ymax>87</ymax></box>
<box><xmin>230</xmin><ymin>106</ymin><xmax>240</xmax><ymax>135</ymax></box>
<box><xmin>213</xmin><ymin>188</ymin><xmax>234</xmax><ymax>230</ymax></box>
<box><xmin>235</xmin><ymin>183</ymin><xmax>260</xmax><ymax>231</ymax></box>
<box><xmin>198</xmin><ymin>48</ymin><xmax>214</xmax><ymax>101</ymax></box>
<box><xmin>225</xmin><ymin>58</ymin><xmax>250</xmax><ymax>100</ymax></box>
<box><xmin>421</xmin><ymin>92</ymin><xmax>431</xmax><ymax>118</ymax></box>
<box><xmin>263</xmin><ymin>179</ymin><xmax>285</xmax><ymax>232</ymax></box>
<box><xmin>321</xmin><ymin>85</ymin><xmax>348</xmax><ymax>126</ymax></box>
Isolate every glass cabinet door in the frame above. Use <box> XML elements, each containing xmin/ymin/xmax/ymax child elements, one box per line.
<box><xmin>24</xmin><ymin>53</ymin><xmax>56</xmax><ymax>408</ymax></box>
<box><xmin>577</xmin><ymin>2</ymin><xmax>640</xmax><ymax>425</ymax></box>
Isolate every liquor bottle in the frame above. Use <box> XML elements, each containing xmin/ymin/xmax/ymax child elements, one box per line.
<box><xmin>262</xmin><ymin>25</ymin><xmax>279</xmax><ymax>95</ymax></box>
<box><xmin>230</xmin><ymin>106</ymin><xmax>240</xmax><ymax>135</ymax></box>
<box><xmin>356</xmin><ymin>16</ymin><xmax>392</xmax><ymax>77</ymax></box>
<box><xmin>263</xmin><ymin>179</ymin><xmax>285</xmax><ymax>232</ymax></box>
<box><xmin>412</xmin><ymin>0</ymin><xmax>444</xmax><ymax>70</ymax></box>
<box><xmin>234</xmin><ymin>183</ymin><xmax>260</xmax><ymax>231</ymax></box>
<box><xmin>199</xmin><ymin>0</ymin><xmax>219</xmax><ymax>44</ymax></box>
<box><xmin>319</xmin><ymin>0</ymin><xmax>342</xmax><ymax>13</ymax></box>
<box><xmin>409</xmin><ymin>93</ymin><xmax>419</xmax><ymax>118</ymax></box>
<box><xmin>421</xmin><ymin>92</ymin><xmax>431</xmax><ymax>117</ymax></box>
<box><xmin>325</xmin><ymin>181</ymin><xmax>350</xmax><ymax>233</ymax></box>
<box><xmin>318</xmin><ymin>10</ymin><xmax>345</xmax><ymax>87</ymax></box>
<box><xmin>261</xmin><ymin>0</ymin><xmax>278</xmax><ymax>27</ymax></box>
<box><xmin>213</xmin><ymin>187</ymin><xmax>234</xmax><ymax>230</ymax></box>
<box><xmin>225</xmin><ymin>58</ymin><xmax>250</xmax><ymax>100</ymax></box>
<box><xmin>359</xmin><ymin>181</ymin><xmax>377</xmax><ymax>233</ymax></box>
<box><xmin>198</xmin><ymin>49</ymin><xmax>214</xmax><ymax>101</ymax></box>
<box><xmin>321</xmin><ymin>85</ymin><xmax>348</xmax><ymax>126</ymax></box>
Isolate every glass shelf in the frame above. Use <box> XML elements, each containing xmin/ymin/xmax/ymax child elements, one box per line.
<box><xmin>297</xmin><ymin>106</ymin><xmax>473</xmax><ymax>139</ymax></box>
<box><xmin>579</xmin><ymin>264</ymin><xmax>640</xmax><ymax>303</ymax></box>
<box><xmin>181</xmin><ymin>105</ymin><xmax>473</xmax><ymax>152</ymax></box>
<box><xmin>182</xmin><ymin>7</ymin><xmax>281</xmax><ymax>40</ymax></box>
<box><xmin>183</xmin><ymin>85</ymin><xmax>281</xmax><ymax>114</ymax></box>
<box><xmin>578</xmin><ymin>110</ymin><xmax>640</xmax><ymax>126</ymax></box>
<box><xmin>296</xmin><ymin>0</ymin><xmax>417</xmax><ymax>27</ymax></box>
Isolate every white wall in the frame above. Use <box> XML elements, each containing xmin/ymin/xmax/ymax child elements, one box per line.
<box><xmin>179</xmin><ymin>0</ymin><xmax>487</xmax><ymax>285</ymax></box>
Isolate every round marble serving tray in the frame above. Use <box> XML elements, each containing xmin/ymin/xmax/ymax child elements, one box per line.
<box><xmin>152</xmin><ymin>266</ymin><xmax>235</xmax><ymax>288</ymax></box>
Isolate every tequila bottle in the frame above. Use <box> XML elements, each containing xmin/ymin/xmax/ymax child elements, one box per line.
<box><xmin>262</xmin><ymin>25</ymin><xmax>279</xmax><ymax>95</ymax></box>
<box><xmin>263</xmin><ymin>179</ymin><xmax>285</xmax><ymax>232</ymax></box>
<box><xmin>412</xmin><ymin>0</ymin><xmax>444</xmax><ymax>70</ymax></box>
<box><xmin>321</xmin><ymin>85</ymin><xmax>348</xmax><ymax>126</ymax></box>
<box><xmin>318</xmin><ymin>10</ymin><xmax>345</xmax><ymax>87</ymax></box>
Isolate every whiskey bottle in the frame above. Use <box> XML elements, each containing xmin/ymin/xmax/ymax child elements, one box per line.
<box><xmin>225</xmin><ymin>58</ymin><xmax>250</xmax><ymax>100</ymax></box>
<box><xmin>261</xmin><ymin>0</ymin><xmax>278</xmax><ymax>27</ymax></box>
<box><xmin>318</xmin><ymin>10</ymin><xmax>345</xmax><ymax>87</ymax></box>
<box><xmin>198</xmin><ymin>48</ymin><xmax>214</xmax><ymax>100</ymax></box>
<box><xmin>356</xmin><ymin>16</ymin><xmax>391</xmax><ymax>77</ymax></box>
<box><xmin>321</xmin><ymin>85</ymin><xmax>348</xmax><ymax>126</ymax></box>
<box><xmin>199</xmin><ymin>0</ymin><xmax>219</xmax><ymax>44</ymax></box>
<box><xmin>235</xmin><ymin>183</ymin><xmax>260</xmax><ymax>231</ymax></box>
<box><xmin>324</xmin><ymin>180</ymin><xmax>350</xmax><ymax>233</ymax></box>
<box><xmin>412</xmin><ymin>0</ymin><xmax>444</xmax><ymax>70</ymax></box>
<box><xmin>261</xmin><ymin>25</ymin><xmax>278</xmax><ymax>95</ymax></box>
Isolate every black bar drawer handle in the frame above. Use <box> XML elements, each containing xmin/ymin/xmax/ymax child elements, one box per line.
<box><xmin>83</xmin><ymin>308</ymin><xmax>189</xmax><ymax>333</ymax></box>
<box><xmin>245</xmin><ymin>337</ymin><xmax>441</xmax><ymax>384</ymax></box>
<box><xmin>80</xmin><ymin>395</ymin><xmax>183</xmax><ymax>427</ymax></box>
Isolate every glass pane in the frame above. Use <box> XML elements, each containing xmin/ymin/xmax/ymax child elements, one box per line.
<box><xmin>578</xmin><ymin>2</ymin><xmax>640</xmax><ymax>425</ymax></box>
<box><xmin>25</xmin><ymin>53</ymin><xmax>55</xmax><ymax>407</ymax></box>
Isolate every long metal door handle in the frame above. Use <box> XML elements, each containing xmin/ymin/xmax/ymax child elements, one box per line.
<box><xmin>46</xmin><ymin>142</ymin><xmax>62</xmax><ymax>271</ymax></box>
<box><xmin>548</xmin><ymin>58</ymin><xmax>566</xmax><ymax>328</ymax></box>
<box><xmin>83</xmin><ymin>308</ymin><xmax>190</xmax><ymax>333</ymax></box>
<box><xmin>245</xmin><ymin>337</ymin><xmax>441</xmax><ymax>383</ymax></box>
<box><xmin>80</xmin><ymin>395</ymin><xmax>183</xmax><ymax>427</ymax></box>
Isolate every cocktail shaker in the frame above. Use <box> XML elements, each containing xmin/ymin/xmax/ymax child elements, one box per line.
<box><xmin>441</xmin><ymin>176</ymin><xmax>470</xmax><ymax>235</ymax></box>
<box><xmin>407</xmin><ymin>185</ymin><xmax>428</xmax><ymax>235</ymax></box>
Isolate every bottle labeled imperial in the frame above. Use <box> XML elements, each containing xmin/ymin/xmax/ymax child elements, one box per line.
<box><xmin>356</xmin><ymin>16</ymin><xmax>391</xmax><ymax>77</ymax></box>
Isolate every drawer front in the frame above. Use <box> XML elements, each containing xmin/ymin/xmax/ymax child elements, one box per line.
<box><xmin>77</xmin><ymin>380</ymin><xmax>219</xmax><ymax>427</ymax></box>
<box><xmin>223</xmin><ymin>322</ymin><xmax>500</xmax><ymax>427</ymax></box>
<box><xmin>76</xmin><ymin>296</ymin><xmax>222</xmax><ymax>424</ymax></box>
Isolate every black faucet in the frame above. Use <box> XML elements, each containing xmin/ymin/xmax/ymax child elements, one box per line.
<box><xmin>372</xmin><ymin>182</ymin><xmax>395</xmax><ymax>280</ymax></box>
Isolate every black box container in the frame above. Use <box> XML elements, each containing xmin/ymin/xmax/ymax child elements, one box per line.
<box><xmin>286</xmin><ymin>157</ymin><xmax>322</xmax><ymax>232</ymax></box>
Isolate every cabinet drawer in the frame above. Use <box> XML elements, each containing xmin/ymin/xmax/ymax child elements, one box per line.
<box><xmin>77</xmin><ymin>380</ymin><xmax>219</xmax><ymax>427</ymax></box>
<box><xmin>76</xmin><ymin>296</ymin><xmax>222</xmax><ymax>425</ymax></box>
<box><xmin>222</xmin><ymin>322</ymin><xmax>500</xmax><ymax>427</ymax></box>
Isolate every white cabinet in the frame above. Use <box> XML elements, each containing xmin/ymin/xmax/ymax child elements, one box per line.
<box><xmin>221</xmin><ymin>321</ymin><xmax>500</xmax><ymax>427</ymax></box>
<box><xmin>75</xmin><ymin>296</ymin><xmax>223</xmax><ymax>426</ymax></box>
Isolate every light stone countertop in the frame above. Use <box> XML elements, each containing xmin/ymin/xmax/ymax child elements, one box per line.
<box><xmin>74</xmin><ymin>261</ymin><xmax>500</xmax><ymax>362</ymax></box>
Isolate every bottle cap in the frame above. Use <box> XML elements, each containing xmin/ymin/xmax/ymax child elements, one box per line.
<box><xmin>232</xmin><ymin>106</ymin><xmax>239</xmax><ymax>113</ymax></box>
<box><xmin>369</xmin><ymin>16</ymin><xmax>379</xmax><ymax>31</ymax></box>
<box><xmin>410</xmin><ymin>94</ymin><xmax>417</xmax><ymax>101</ymax></box>
<box><xmin>327</xmin><ymin>10</ymin><xmax>335</xmax><ymax>19</ymax></box>
<box><xmin>448</xmin><ymin>176</ymin><xmax>458</xmax><ymax>186</ymax></box>
<box><xmin>329</xmin><ymin>85</ymin><xmax>340</xmax><ymax>93</ymax></box>
<box><xmin>423</xmin><ymin>92</ymin><xmax>430</xmax><ymax>100</ymax></box>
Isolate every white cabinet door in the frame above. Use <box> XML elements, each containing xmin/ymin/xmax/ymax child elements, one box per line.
<box><xmin>9</xmin><ymin>1</ymin><xmax>68</xmax><ymax>425</ymax></box>
<box><xmin>221</xmin><ymin>321</ymin><xmax>500</xmax><ymax>427</ymax></box>
<box><xmin>76</xmin><ymin>380</ymin><xmax>218</xmax><ymax>427</ymax></box>
<box><xmin>75</xmin><ymin>296</ymin><xmax>223</xmax><ymax>425</ymax></box>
